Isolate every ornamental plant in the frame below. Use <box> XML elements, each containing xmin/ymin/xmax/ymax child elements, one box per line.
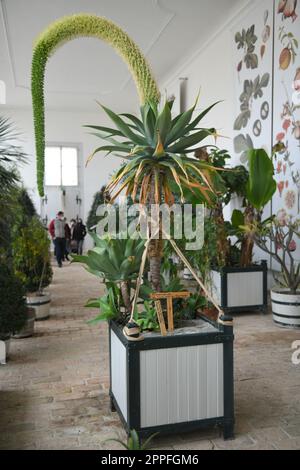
<box><xmin>31</xmin><ymin>13</ymin><xmax>160</xmax><ymax>196</ymax></box>
<box><xmin>253</xmin><ymin>215</ymin><xmax>300</xmax><ymax>294</ymax></box>
<box><xmin>12</xmin><ymin>216</ymin><xmax>52</xmax><ymax>293</ymax></box>
<box><xmin>0</xmin><ymin>263</ymin><xmax>27</xmax><ymax>338</ymax></box>
<box><xmin>86</xmin><ymin>97</ymin><xmax>224</xmax><ymax>291</ymax></box>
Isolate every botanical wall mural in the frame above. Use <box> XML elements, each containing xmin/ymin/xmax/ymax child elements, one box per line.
<box><xmin>233</xmin><ymin>0</ymin><xmax>300</xmax><ymax>266</ymax></box>
<box><xmin>273</xmin><ymin>0</ymin><xmax>300</xmax><ymax>217</ymax></box>
<box><xmin>233</xmin><ymin>0</ymin><xmax>273</xmax><ymax>165</ymax></box>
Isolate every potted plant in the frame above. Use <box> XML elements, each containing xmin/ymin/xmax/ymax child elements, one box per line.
<box><xmin>252</xmin><ymin>214</ymin><xmax>300</xmax><ymax>328</ymax></box>
<box><xmin>32</xmin><ymin>13</ymin><xmax>234</xmax><ymax>440</ymax></box>
<box><xmin>0</xmin><ymin>263</ymin><xmax>27</xmax><ymax>363</ymax></box>
<box><xmin>203</xmin><ymin>148</ymin><xmax>276</xmax><ymax>314</ymax></box>
<box><xmin>12</xmin><ymin>216</ymin><xmax>53</xmax><ymax>320</ymax></box>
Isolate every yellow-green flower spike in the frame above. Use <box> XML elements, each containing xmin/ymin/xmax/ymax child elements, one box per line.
<box><xmin>31</xmin><ymin>14</ymin><xmax>160</xmax><ymax>196</ymax></box>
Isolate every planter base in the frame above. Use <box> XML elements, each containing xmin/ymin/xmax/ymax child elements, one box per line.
<box><xmin>109</xmin><ymin>317</ymin><xmax>234</xmax><ymax>440</ymax></box>
<box><xmin>271</xmin><ymin>289</ymin><xmax>300</xmax><ymax>328</ymax></box>
<box><xmin>26</xmin><ymin>293</ymin><xmax>51</xmax><ymax>320</ymax></box>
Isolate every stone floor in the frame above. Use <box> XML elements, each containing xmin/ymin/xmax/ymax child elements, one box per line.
<box><xmin>0</xmin><ymin>261</ymin><xmax>300</xmax><ymax>450</ymax></box>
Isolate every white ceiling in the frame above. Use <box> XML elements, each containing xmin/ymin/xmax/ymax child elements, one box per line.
<box><xmin>0</xmin><ymin>0</ymin><xmax>244</xmax><ymax>113</ymax></box>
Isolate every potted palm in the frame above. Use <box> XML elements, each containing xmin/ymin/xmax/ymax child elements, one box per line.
<box><xmin>0</xmin><ymin>263</ymin><xmax>27</xmax><ymax>363</ymax></box>
<box><xmin>253</xmin><ymin>215</ymin><xmax>300</xmax><ymax>328</ymax></box>
<box><xmin>12</xmin><ymin>216</ymin><xmax>52</xmax><ymax>320</ymax></box>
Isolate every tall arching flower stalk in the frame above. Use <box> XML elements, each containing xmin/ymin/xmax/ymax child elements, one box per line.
<box><xmin>31</xmin><ymin>14</ymin><xmax>160</xmax><ymax>196</ymax></box>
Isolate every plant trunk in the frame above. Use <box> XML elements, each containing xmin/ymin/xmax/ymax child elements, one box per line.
<box><xmin>148</xmin><ymin>172</ymin><xmax>162</xmax><ymax>292</ymax></box>
<box><xmin>240</xmin><ymin>204</ymin><xmax>255</xmax><ymax>267</ymax></box>
<box><xmin>212</xmin><ymin>202</ymin><xmax>229</xmax><ymax>266</ymax></box>
<box><xmin>120</xmin><ymin>280</ymin><xmax>131</xmax><ymax>314</ymax></box>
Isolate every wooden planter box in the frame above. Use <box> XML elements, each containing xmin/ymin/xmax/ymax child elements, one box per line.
<box><xmin>210</xmin><ymin>261</ymin><xmax>268</xmax><ymax>314</ymax></box>
<box><xmin>109</xmin><ymin>316</ymin><xmax>234</xmax><ymax>439</ymax></box>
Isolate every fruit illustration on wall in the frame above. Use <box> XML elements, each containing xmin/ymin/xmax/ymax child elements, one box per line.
<box><xmin>278</xmin><ymin>26</ymin><xmax>298</xmax><ymax>70</ymax></box>
<box><xmin>278</xmin><ymin>0</ymin><xmax>298</xmax><ymax>22</ymax></box>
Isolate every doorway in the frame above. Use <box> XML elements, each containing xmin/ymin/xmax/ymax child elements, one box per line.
<box><xmin>40</xmin><ymin>144</ymin><xmax>83</xmax><ymax>227</ymax></box>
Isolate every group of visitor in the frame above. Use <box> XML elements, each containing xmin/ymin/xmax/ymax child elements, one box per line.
<box><xmin>49</xmin><ymin>212</ymin><xmax>86</xmax><ymax>268</ymax></box>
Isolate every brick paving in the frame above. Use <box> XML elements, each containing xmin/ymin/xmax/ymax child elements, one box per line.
<box><xmin>0</xmin><ymin>261</ymin><xmax>300</xmax><ymax>450</ymax></box>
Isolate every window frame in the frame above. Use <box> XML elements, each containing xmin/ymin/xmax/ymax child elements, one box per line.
<box><xmin>44</xmin><ymin>143</ymin><xmax>80</xmax><ymax>187</ymax></box>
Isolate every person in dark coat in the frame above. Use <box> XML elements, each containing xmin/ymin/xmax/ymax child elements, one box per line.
<box><xmin>72</xmin><ymin>219</ymin><xmax>87</xmax><ymax>255</ymax></box>
<box><xmin>64</xmin><ymin>218</ymin><xmax>71</xmax><ymax>261</ymax></box>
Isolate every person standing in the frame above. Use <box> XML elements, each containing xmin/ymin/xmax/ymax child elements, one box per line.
<box><xmin>54</xmin><ymin>211</ymin><xmax>65</xmax><ymax>267</ymax></box>
<box><xmin>64</xmin><ymin>218</ymin><xmax>71</xmax><ymax>261</ymax></box>
<box><xmin>73</xmin><ymin>218</ymin><xmax>87</xmax><ymax>255</ymax></box>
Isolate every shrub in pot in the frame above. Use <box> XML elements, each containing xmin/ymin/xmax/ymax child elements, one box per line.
<box><xmin>202</xmin><ymin>148</ymin><xmax>276</xmax><ymax>314</ymax></box>
<box><xmin>253</xmin><ymin>215</ymin><xmax>300</xmax><ymax>328</ymax></box>
<box><xmin>12</xmin><ymin>216</ymin><xmax>52</xmax><ymax>320</ymax></box>
<box><xmin>0</xmin><ymin>263</ymin><xmax>27</xmax><ymax>362</ymax></box>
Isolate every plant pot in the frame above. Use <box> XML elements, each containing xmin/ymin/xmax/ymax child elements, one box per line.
<box><xmin>13</xmin><ymin>308</ymin><xmax>35</xmax><ymax>338</ymax></box>
<box><xmin>271</xmin><ymin>289</ymin><xmax>300</xmax><ymax>328</ymax></box>
<box><xmin>209</xmin><ymin>261</ymin><xmax>268</xmax><ymax>314</ymax></box>
<box><xmin>0</xmin><ymin>336</ymin><xmax>11</xmax><ymax>365</ymax></box>
<box><xmin>26</xmin><ymin>292</ymin><xmax>51</xmax><ymax>320</ymax></box>
<box><xmin>109</xmin><ymin>317</ymin><xmax>234</xmax><ymax>440</ymax></box>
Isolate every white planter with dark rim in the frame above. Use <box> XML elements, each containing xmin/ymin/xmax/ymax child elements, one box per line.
<box><xmin>26</xmin><ymin>292</ymin><xmax>51</xmax><ymax>320</ymax></box>
<box><xmin>109</xmin><ymin>316</ymin><xmax>235</xmax><ymax>440</ymax></box>
<box><xmin>271</xmin><ymin>289</ymin><xmax>300</xmax><ymax>328</ymax></box>
<box><xmin>0</xmin><ymin>337</ymin><xmax>11</xmax><ymax>364</ymax></box>
<box><xmin>13</xmin><ymin>308</ymin><xmax>35</xmax><ymax>338</ymax></box>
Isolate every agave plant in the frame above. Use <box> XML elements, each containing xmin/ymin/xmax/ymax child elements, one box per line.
<box><xmin>73</xmin><ymin>232</ymin><xmax>145</xmax><ymax>313</ymax></box>
<box><xmin>105</xmin><ymin>429</ymin><xmax>158</xmax><ymax>451</ymax></box>
<box><xmin>86</xmin><ymin>97</ymin><xmax>224</xmax><ymax>290</ymax></box>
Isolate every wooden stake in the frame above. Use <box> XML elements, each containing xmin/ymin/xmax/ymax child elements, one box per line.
<box><xmin>154</xmin><ymin>300</ymin><xmax>167</xmax><ymax>336</ymax></box>
<box><xmin>150</xmin><ymin>291</ymin><xmax>190</xmax><ymax>333</ymax></box>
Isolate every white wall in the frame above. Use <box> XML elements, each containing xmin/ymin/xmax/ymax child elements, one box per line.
<box><xmin>160</xmin><ymin>0</ymin><xmax>259</xmax><ymax>222</ymax></box>
<box><xmin>4</xmin><ymin>107</ymin><xmax>121</xmax><ymax>223</ymax></box>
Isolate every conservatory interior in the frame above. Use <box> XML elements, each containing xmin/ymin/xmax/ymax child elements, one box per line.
<box><xmin>0</xmin><ymin>0</ymin><xmax>300</xmax><ymax>452</ymax></box>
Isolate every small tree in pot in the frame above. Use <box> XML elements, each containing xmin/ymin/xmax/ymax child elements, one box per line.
<box><xmin>12</xmin><ymin>216</ymin><xmax>52</xmax><ymax>320</ymax></box>
<box><xmin>253</xmin><ymin>214</ymin><xmax>300</xmax><ymax>328</ymax></box>
<box><xmin>0</xmin><ymin>263</ymin><xmax>27</xmax><ymax>361</ymax></box>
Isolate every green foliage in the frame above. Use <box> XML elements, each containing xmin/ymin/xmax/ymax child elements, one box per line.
<box><xmin>180</xmin><ymin>293</ymin><xmax>207</xmax><ymax>319</ymax></box>
<box><xmin>12</xmin><ymin>216</ymin><xmax>52</xmax><ymax>293</ymax></box>
<box><xmin>0</xmin><ymin>263</ymin><xmax>27</xmax><ymax>337</ymax></box>
<box><xmin>87</xmin><ymin>97</ymin><xmax>224</xmax><ymax>206</ymax></box>
<box><xmin>86</xmin><ymin>286</ymin><xmax>120</xmax><ymax>324</ymax></box>
<box><xmin>86</xmin><ymin>186</ymin><xmax>110</xmax><ymax>230</ymax></box>
<box><xmin>105</xmin><ymin>429</ymin><xmax>158</xmax><ymax>450</ymax></box>
<box><xmin>73</xmin><ymin>232</ymin><xmax>144</xmax><ymax>282</ymax></box>
<box><xmin>31</xmin><ymin>13</ymin><xmax>160</xmax><ymax>196</ymax></box>
<box><xmin>134</xmin><ymin>301</ymin><xmax>159</xmax><ymax>331</ymax></box>
<box><xmin>246</xmin><ymin>148</ymin><xmax>276</xmax><ymax>210</ymax></box>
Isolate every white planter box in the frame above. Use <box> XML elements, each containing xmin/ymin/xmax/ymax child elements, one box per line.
<box><xmin>271</xmin><ymin>289</ymin><xmax>300</xmax><ymax>328</ymax></box>
<box><xmin>209</xmin><ymin>262</ymin><xmax>268</xmax><ymax>313</ymax></box>
<box><xmin>109</xmin><ymin>317</ymin><xmax>234</xmax><ymax>439</ymax></box>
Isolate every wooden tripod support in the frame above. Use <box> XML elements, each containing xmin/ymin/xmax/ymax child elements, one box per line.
<box><xmin>150</xmin><ymin>291</ymin><xmax>190</xmax><ymax>334</ymax></box>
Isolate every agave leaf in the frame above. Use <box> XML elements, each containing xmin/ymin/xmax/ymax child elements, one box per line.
<box><xmin>99</xmin><ymin>102</ymin><xmax>148</xmax><ymax>146</ymax></box>
<box><xmin>167</xmin><ymin>128</ymin><xmax>215</xmax><ymax>153</ymax></box>
<box><xmin>165</xmin><ymin>99</ymin><xmax>198</xmax><ymax>145</ymax></box>
<box><xmin>155</xmin><ymin>100</ymin><xmax>172</xmax><ymax>144</ymax></box>
<box><xmin>183</xmin><ymin>101</ymin><xmax>222</xmax><ymax>135</ymax></box>
<box><xmin>83</xmin><ymin>124</ymin><xmax>125</xmax><ymax>137</ymax></box>
<box><xmin>120</xmin><ymin>113</ymin><xmax>145</xmax><ymax>134</ymax></box>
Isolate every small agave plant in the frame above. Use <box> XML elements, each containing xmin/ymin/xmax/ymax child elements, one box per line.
<box><xmin>105</xmin><ymin>429</ymin><xmax>158</xmax><ymax>451</ymax></box>
<box><xmin>86</xmin><ymin>96</ymin><xmax>225</xmax><ymax>291</ymax></box>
